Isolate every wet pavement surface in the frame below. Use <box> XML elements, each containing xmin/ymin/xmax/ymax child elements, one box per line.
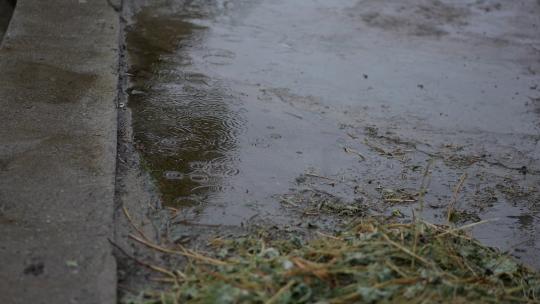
<box><xmin>0</xmin><ymin>0</ymin><xmax>119</xmax><ymax>302</ymax></box>
<box><xmin>122</xmin><ymin>0</ymin><xmax>540</xmax><ymax>269</ymax></box>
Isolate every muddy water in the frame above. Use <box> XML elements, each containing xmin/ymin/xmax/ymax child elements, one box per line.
<box><xmin>125</xmin><ymin>0</ymin><xmax>540</xmax><ymax>268</ymax></box>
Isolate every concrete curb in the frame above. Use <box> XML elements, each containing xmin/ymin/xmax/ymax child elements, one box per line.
<box><xmin>0</xmin><ymin>1</ymin><xmax>119</xmax><ymax>303</ymax></box>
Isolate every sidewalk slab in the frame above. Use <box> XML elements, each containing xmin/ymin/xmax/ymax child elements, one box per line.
<box><xmin>0</xmin><ymin>0</ymin><xmax>118</xmax><ymax>303</ymax></box>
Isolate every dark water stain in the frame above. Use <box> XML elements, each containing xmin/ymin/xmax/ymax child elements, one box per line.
<box><xmin>0</xmin><ymin>0</ymin><xmax>15</xmax><ymax>42</ymax></box>
<box><xmin>23</xmin><ymin>261</ymin><xmax>44</xmax><ymax>276</ymax></box>
<box><xmin>3</xmin><ymin>61</ymin><xmax>97</xmax><ymax>104</ymax></box>
<box><xmin>127</xmin><ymin>8</ymin><xmax>244</xmax><ymax>205</ymax></box>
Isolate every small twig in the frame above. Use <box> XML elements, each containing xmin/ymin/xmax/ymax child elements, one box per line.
<box><xmin>412</xmin><ymin>160</ymin><xmax>433</xmax><ymax>270</ymax></box>
<box><xmin>346</xmin><ymin>132</ymin><xmax>358</xmax><ymax>139</ymax></box>
<box><xmin>108</xmin><ymin>238</ymin><xmax>176</xmax><ymax>278</ymax></box>
<box><xmin>122</xmin><ymin>206</ymin><xmax>151</xmax><ymax>242</ymax></box>
<box><xmin>305</xmin><ymin>173</ymin><xmax>338</xmax><ymax>182</ymax></box>
<box><xmin>421</xmin><ymin>221</ymin><xmax>466</xmax><ymax>240</ymax></box>
<box><xmin>191</xmin><ymin>184</ymin><xmax>218</xmax><ymax>192</ymax></box>
<box><xmin>385</xmin><ymin>260</ymin><xmax>408</xmax><ymax>278</ymax></box>
<box><xmin>363</xmin><ymin>139</ymin><xmax>391</xmax><ymax>156</ymax></box>
<box><xmin>129</xmin><ymin>234</ymin><xmax>228</xmax><ymax>266</ymax></box>
<box><xmin>166</xmin><ymin>206</ymin><xmax>180</xmax><ymax>217</ymax></box>
<box><xmin>266</xmin><ymin>280</ymin><xmax>295</xmax><ymax>304</ymax></box>
<box><xmin>447</xmin><ymin>173</ymin><xmax>468</xmax><ymax>223</ymax></box>
<box><xmin>381</xmin><ymin>233</ymin><xmax>432</xmax><ymax>266</ymax></box>
<box><xmin>384</xmin><ymin>198</ymin><xmax>417</xmax><ymax>203</ymax></box>
<box><xmin>373</xmin><ymin>277</ymin><xmax>422</xmax><ymax>289</ymax></box>
<box><xmin>417</xmin><ymin>159</ymin><xmax>434</xmax><ymax>213</ymax></box>
<box><xmin>280</xmin><ymin>196</ymin><xmax>299</xmax><ymax>207</ymax></box>
<box><xmin>173</xmin><ymin>220</ymin><xmax>223</xmax><ymax>228</ymax></box>
<box><xmin>343</xmin><ymin>146</ymin><xmax>366</xmax><ymax>160</ymax></box>
<box><xmin>436</xmin><ymin>219</ymin><xmax>496</xmax><ymax>238</ymax></box>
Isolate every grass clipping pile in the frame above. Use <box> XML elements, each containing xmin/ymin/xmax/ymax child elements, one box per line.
<box><xmin>128</xmin><ymin>220</ymin><xmax>540</xmax><ymax>303</ymax></box>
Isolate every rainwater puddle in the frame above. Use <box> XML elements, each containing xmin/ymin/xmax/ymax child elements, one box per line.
<box><xmin>125</xmin><ymin>0</ymin><xmax>540</xmax><ymax>268</ymax></box>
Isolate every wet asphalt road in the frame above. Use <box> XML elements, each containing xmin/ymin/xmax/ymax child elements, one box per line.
<box><xmin>122</xmin><ymin>0</ymin><xmax>540</xmax><ymax>269</ymax></box>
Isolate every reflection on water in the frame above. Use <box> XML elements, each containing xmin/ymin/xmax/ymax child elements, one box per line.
<box><xmin>127</xmin><ymin>7</ymin><xmax>243</xmax><ymax>205</ymax></box>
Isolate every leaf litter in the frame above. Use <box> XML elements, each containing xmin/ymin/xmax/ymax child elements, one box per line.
<box><xmin>121</xmin><ymin>218</ymin><xmax>540</xmax><ymax>304</ymax></box>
